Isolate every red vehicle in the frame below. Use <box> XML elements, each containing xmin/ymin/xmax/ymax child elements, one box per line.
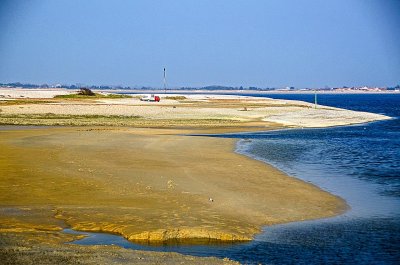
<box><xmin>140</xmin><ymin>94</ymin><xmax>160</xmax><ymax>102</ymax></box>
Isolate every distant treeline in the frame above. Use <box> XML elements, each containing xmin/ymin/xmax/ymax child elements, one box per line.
<box><xmin>1</xmin><ymin>82</ymin><xmax>399</xmax><ymax>91</ymax></box>
<box><xmin>0</xmin><ymin>82</ymin><xmax>128</xmax><ymax>90</ymax></box>
<box><xmin>176</xmin><ymin>86</ymin><xmax>276</xmax><ymax>91</ymax></box>
<box><xmin>0</xmin><ymin>82</ymin><xmax>275</xmax><ymax>91</ymax></box>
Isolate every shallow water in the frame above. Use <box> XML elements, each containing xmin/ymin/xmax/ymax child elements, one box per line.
<box><xmin>69</xmin><ymin>94</ymin><xmax>400</xmax><ymax>264</ymax></box>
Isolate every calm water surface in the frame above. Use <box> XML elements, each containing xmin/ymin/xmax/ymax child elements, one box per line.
<box><xmin>71</xmin><ymin>94</ymin><xmax>400</xmax><ymax>264</ymax></box>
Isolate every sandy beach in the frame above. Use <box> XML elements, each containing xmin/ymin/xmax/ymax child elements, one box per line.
<box><xmin>0</xmin><ymin>88</ymin><xmax>389</xmax><ymax>128</ymax></box>
<box><xmin>0</xmin><ymin>88</ymin><xmax>391</xmax><ymax>264</ymax></box>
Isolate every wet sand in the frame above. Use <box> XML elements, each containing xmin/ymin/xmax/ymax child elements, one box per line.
<box><xmin>0</xmin><ymin>126</ymin><xmax>346</xmax><ymax>263</ymax></box>
<box><xmin>0</xmin><ymin>127</ymin><xmax>346</xmax><ymax>240</ymax></box>
<box><xmin>0</xmin><ymin>230</ymin><xmax>239</xmax><ymax>265</ymax></box>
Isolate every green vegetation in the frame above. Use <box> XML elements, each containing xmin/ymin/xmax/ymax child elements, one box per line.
<box><xmin>54</xmin><ymin>92</ymin><xmax>132</xmax><ymax>99</ymax></box>
<box><xmin>0</xmin><ymin>114</ymin><xmax>141</xmax><ymax>126</ymax></box>
<box><xmin>164</xmin><ymin>96</ymin><xmax>187</xmax><ymax>100</ymax></box>
<box><xmin>0</xmin><ymin>113</ymin><xmax>241</xmax><ymax>127</ymax></box>
<box><xmin>0</xmin><ymin>99</ymin><xmax>54</xmax><ymax>106</ymax></box>
<box><xmin>0</xmin><ymin>113</ymin><xmax>141</xmax><ymax>120</ymax></box>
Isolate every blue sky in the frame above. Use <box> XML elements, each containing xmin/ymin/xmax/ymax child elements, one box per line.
<box><xmin>0</xmin><ymin>0</ymin><xmax>399</xmax><ymax>88</ymax></box>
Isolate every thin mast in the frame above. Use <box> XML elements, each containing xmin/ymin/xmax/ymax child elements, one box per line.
<box><xmin>163</xmin><ymin>68</ymin><xmax>167</xmax><ymax>94</ymax></box>
<box><xmin>314</xmin><ymin>89</ymin><xmax>318</xmax><ymax>109</ymax></box>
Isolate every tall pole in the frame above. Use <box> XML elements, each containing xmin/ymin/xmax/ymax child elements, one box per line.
<box><xmin>163</xmin><ymin>68</ymin><xmax>166</xmax><ymax>94</ymax></box>
<box><xmin>314</xmin><ymin>89</ymin><xmax>318</xmax><ymax>109</ymax></box>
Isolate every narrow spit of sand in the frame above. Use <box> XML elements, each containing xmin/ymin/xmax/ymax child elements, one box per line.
<box><xmin>0</xmin><ymin>88</ymin><xmax>390</xmax><ymax>128</ymax></box>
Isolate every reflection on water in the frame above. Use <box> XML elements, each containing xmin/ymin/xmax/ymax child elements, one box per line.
<box><xmin>65</xmin><ymin>229</ymin><xmax>242</xmax><ymax>248</ymax></box>
<box><xmin>67</xmin><ymin>216</ymin><xmax>400</xmax><ymax>264</ymax></box>
<box><xmin>64</xmin><ymin>228</ymin><xmax>252</xmax><ymax>259</ymax></box>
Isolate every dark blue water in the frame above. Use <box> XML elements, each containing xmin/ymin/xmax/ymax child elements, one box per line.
<box><xmin>70</xmin><ymin>94</ymin><xmax>400</xmax><ymax>264</ymax></box>
<box><xmin>235</xmin><ymin>94</ymin><xmax>400</xmax><ymax>199</ymax></box>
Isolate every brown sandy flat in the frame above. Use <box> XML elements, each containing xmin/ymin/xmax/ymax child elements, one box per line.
<box><xmin>0</xmin><ymin>126</ymin><xmax>346</xmax><ymax>243</ymax></box>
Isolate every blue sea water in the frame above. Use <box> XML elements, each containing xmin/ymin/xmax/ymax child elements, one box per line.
<box><xmin>71</xmin><ymin>93</ymin><xmax>400</xmax><ymax>264</ymax></box>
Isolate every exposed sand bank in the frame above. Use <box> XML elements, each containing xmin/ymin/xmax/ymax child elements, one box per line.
<box><xmin>0</xmin><ymin>230</ymin><xmax>239</xmax><ymax>265</ymax></box>
<box><xmin>0</xmin><ymin>88</ymin><xmax>72</xmax><ymax>98</ymax></box>
<box><xmin>0</xmin><ymin>127</ymin><xmax>346</xmax><ymax>242</ymax></box>
<box><xmin>0</xmin><ymin>126</ymin><xmax>346</xmax><ymax>264</ymax></box>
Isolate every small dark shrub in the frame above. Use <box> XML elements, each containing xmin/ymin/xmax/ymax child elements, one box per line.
<box><xmin>78</xmin><ymin>88</ymin><xmax>95</xmax><ymax>96</ymax></box>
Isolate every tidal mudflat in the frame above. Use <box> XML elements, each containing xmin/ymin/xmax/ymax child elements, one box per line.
<box><xmin>0</xmin><ymin>127</ymin><xmax>345</xmax><ymax>239</ymax></box>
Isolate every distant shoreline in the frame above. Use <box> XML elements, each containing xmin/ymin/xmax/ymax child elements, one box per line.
<box><xmin>70</xmin><ymin>88</ymin><xmax>400</xmax><ymax>95</ymax></box>
<box><xmin>1</xmin><ymin>87</ymin><xmax>399</xmax><ymax>95</ymax></box>
<box><xmin>111</xmin><ymin>89</ymin><xmax>400</xmax><ymax>95</ymax></box>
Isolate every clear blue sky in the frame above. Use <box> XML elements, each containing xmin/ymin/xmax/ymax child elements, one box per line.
<box><xmin>0</xmin><ymin>0</ymin><xmax>399</xmax><ymax>88</ymax></box>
